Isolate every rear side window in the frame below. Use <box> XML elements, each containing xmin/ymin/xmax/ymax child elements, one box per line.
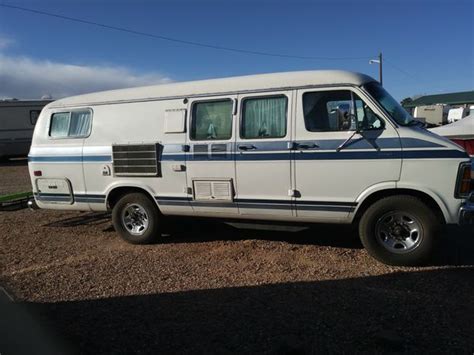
<box><xmin>50</xmin><ymin>110</ymin><xmax>92</xmax><ymax>138</ymax></box>
<box><xmin>241</xmin><ymin>96</ymin><xmax>287</xmax><ymax>139</ymax></box>
<box><xmin>191</xmin><ymin>100</ymin><xmax>233</xmax><ymax>140</ymax></box>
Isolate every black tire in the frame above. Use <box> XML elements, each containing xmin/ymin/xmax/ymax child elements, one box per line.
<box><xmin>359</xmin><ymin>195</ymin><xmax>439</xmax><ymax>266</ymax></box>
<box><xmin>112</xmin><ymin>192</ymin><xmax>161</xmax><ymax>244</ymax></box>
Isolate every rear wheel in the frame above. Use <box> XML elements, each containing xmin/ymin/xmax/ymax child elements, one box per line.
<box><xmin>359</xmin><ymin>195</ymin><xmax>439</xmax><ymax>266</ymax></box>
<box><xmin>112</xmin><ymin>192</ymin><xmax>161</xmax><ymax>244</ymax></box>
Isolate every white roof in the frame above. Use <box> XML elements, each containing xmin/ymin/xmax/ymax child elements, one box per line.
<box><xmin>430</xmin><ymin>114</ymin><xmax>474</xmax><ymax>139</ymax></box>
<box><xmin>50</xmin><ymin>70</ymin><xmax>375</xmax><ymax>108</ymax></box>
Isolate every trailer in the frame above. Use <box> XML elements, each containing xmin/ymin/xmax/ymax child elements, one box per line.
<box><xmin>0</xmin><ymin>100</ymin><xmax>52</xmax><ymax>159</ymax></box>
<box><xmin>413</xmin><ymin>105</ymin><xmax>449</xmax><ymax>126</ymax></box>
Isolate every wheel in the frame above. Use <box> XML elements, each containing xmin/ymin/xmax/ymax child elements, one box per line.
<box><xmin>112</xmin><ymin>192</ymin><xmax>161</xmax><ymax>244</ymax></box>
<box><xmin>358</xmin><ymin>195</ymin><xmax>439</xmax><ymax>266</ymax></box>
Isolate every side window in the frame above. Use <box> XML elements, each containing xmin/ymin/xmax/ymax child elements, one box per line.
<box><xmin>354</xmin><ymin>97</ymin><xmax>383</xmax><ymax>130</ymax></box>
<box><xmin>303</xmin><ymin>90</ymin><xmax>353</xmax><ymax>132</ymax></box>
<box><xmin>191</xmin><ymin>100</ymin><xmax>233</xmax><ymax>140</ymax></box>
<box><xmin>30</xmin><ymin>110</ymin><xmax>41</xmax><ymax>125</ymax></box>
<box><xmin>303</xmin><ymin>90</ymin><xmax>382</xmax><ymax>132</ymax></box>
<box><xmin>50</xmin><ymin>112</ymin><xmax>71</xmax><ymax>137</ymax></box>
<box><xmin>241</xmin><ymin>96</ymin><xmax>287</xmax><ymax>139</ymax></box>
<box><xmin>50</xmin><ymin>110</ymin><xmax>92</xmax><ymax>138</ymax></box>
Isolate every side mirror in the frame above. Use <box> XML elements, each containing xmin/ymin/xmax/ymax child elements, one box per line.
<box><xmin>357</xmin><ymin>116</ymin><xmax>386</xmax><ymax>132</ymax></box>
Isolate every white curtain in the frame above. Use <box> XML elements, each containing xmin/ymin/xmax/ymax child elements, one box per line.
<box><xmin>242</xmin><ymin>97</ymin><xmax>287</xmax><ymax>139</ymax></box>
<box><xmin>69</xmin><ymin>111</ymin><xmax>91</xmax><ymax>137</ymax></box>
<box><xmin>50</xmin><ymin>112</ymin><xmax>70</xmax><ymax>137</ymax></box>
<box><xmin>193</xmin><ymin>101</ymin><xmax>232</xmax><ymax>140</ymax></box>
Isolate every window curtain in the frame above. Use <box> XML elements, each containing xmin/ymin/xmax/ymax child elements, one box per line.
<box><xmin>193</xmin><ymin>101</ymin><xmax>232</xmax><ymax>140</ymax></box>
<box><xmin>242</xmin><ymin>97</ymin><xmax>286</xmax><ymax>138</ymax></box>
<box><xmin>50</xmin><ymin>112</ymin><xmax>70</xmax><ymax>137</ymax></box>
<box><xmin>69</xmin><ymin>111</ymin><xmax>91</xmax><ymax>137</ymax></box>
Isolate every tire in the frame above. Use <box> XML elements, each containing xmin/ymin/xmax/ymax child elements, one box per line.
<box><xmin>358</xmin><ymin>195</ymin><xmax>439</xmax><ymax>266</ymax></box>
<box><xmin>112</xmin><ymin>192</ymin><xmax>161</xmax><ymax>244</ymax></box>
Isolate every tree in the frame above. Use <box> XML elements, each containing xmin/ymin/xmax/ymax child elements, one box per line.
<box><xmin>400</xmin><ymin>97</ymin><xmax>413</xmax><ymax>107</ymax></box>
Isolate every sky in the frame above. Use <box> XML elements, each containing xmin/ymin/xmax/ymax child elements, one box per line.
<box><xmin>0</xmin><ymin>0</ymin><xmax>473</xmax><ymax>100</ymax></box>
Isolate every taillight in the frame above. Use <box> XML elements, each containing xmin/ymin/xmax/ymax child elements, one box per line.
<box><xmin>455</xmin><ymin>162</ymin><xmax>472</xmax><ymax>198</ymax></box>
<box><xmin>451</xmin><ymin>139</ymin><xmax>474</xmax><ymax>156</ymax></box>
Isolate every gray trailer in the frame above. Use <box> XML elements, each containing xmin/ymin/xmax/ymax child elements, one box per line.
<box><xmin>0</xmin><ymin>100</ymin><xmax>52</xmax><ymax>159</ymax></box>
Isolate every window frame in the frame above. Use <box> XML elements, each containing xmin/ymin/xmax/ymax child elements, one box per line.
<box><xmin>302</xmin><ymin>89</ymin><xmax>384</xmax><ymax>133</ymax></box>
<box><xmin>189</xmin><ymin>98</ymin><xmax>234</xmax><ymax>141</ymax></box>
<box><xmin>48</xmin><ymin>108</ymin><xmax>93</xmax><ymax>139</ymax></box>
<box><xmin>239</xmin><ymin>94</ymin><xmax>289</xmax><ymax>140</ymax></box>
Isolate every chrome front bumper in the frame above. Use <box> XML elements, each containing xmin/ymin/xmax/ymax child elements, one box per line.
<box><xmin>459</xmin><ymin>193</ymin><xmax>474</xmax><ymax>225</ymax></box>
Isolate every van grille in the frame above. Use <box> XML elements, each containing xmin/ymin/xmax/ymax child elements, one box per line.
<box><xmin>112</xmin><ymin>144</ymin><xmax>160</xmax><ymax>177</ymax></box>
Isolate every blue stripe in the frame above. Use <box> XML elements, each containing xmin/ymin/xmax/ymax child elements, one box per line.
<box><xmin>403</xmin><ymin>150</ymin><xmax>468</xmax><ymax>159</ymax></box>
<box><xmin>29</xmin><ymin>155</ymin><xmax>112</xmax><ymax>162</ymax></box>
<box><xmin>162</xmin><ymin>149</ymin><xmax>466</xmax><ymax>162</ymax></box>
<box><xmin>28</xmin><ymin>137</ymin><xmax>465</xmax><ymax>163</ymax></box>
<box><xmin>155</xmin><ymin>196</ymin><xmax>356</xmax><ymax>212</ymax></box>
<box><xmin>156</xmin><ymin>196</ymin><xmax>190</xmax><ymax>201</ymax></box>
<box><xmin>29</xmin><ymin>149</ymin><xmax>467</xmax><ymax>163</ymax></box>
<box><xmin>34</xmin><ymin>193</ymin><xmax>106</xmax><ymax>204</ymax></box>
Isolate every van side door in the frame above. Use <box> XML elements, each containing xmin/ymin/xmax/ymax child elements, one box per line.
<box><xmin>293</xmin><ymin>87</ymin><xmax>402</xmax><ymax>221</ymax></box>
<box><xmin>185</xmin><ymin>95</ymin><xmax>239</xmax><ymax>215</ymax></box>
<box><xmin>235</xmin><ymin>91</ymin><xmax>294</xmax><ymax>217</ymax></box>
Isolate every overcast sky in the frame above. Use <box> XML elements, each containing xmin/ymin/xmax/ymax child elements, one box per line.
<box><xmin>0</xmin><ymin>0</ymin><xmax>473</xmax><ymax>100</ymax></box>
<box><xmin>0</xmin><ymin>34</ymin><xmax>170</xmax><ymax>99</ymax></box>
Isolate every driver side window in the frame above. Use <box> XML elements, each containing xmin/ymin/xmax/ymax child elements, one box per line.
<box><xmin>303</xmin><ymin>90</ymin><xmax>382</xmax><ymax>132</ymax></box>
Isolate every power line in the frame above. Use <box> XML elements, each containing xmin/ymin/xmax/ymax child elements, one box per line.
<box><xmin>384</xmin><ymin>59</ymin><xmax>420</xmax><ymax>81</ymax></box>
<box><xmin>0</xmin><ymin>3</ymin><xmax>372</xmax><ymax>61</ymax></box>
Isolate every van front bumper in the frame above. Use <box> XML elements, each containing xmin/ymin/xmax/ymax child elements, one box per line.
<box><xmin>459</xmin><ymin>194</ymin><xmax>474</xmax><ymax>225</ymax></box>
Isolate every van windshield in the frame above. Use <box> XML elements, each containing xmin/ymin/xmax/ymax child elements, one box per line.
<box><xmin>363</xmin><ymin>81</ymin><xmax>415</xmax><ymax>126</ymax></box>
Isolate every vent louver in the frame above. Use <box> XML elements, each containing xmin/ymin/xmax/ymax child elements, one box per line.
<box><xmin>112</xmin><ymin>144</ymin><xmax>161</xmax><ymax>177</ymax></box>
<box><xmin>193</xmin><ymin>179</ymin><xmax>233</xmax><ymax>201</ymax></box>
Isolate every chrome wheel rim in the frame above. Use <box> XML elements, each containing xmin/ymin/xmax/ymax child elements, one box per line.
<box><xmin>121</xmin><ymin>203</ymin><xmax>149</xmax><ymax>236</ymax></box>
<box><xmin>375</xmin><ymin>211</ymin><xmax>423</xmax><ymax>254</ymax></box>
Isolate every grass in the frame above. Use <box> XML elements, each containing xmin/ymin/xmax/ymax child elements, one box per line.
<box><xmin>0</xmin><ymin>191</ymin><xmax>33</xmax><ymax>203</ymax></box>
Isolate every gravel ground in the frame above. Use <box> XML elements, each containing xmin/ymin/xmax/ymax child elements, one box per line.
<box><xmin>0</xmin><ymin>162</ymin><xmax>473</xmax><ymax>354</ymax></box>
<box><xmin>0</xmin><ymin>159</ymin><xmax>31</xmax><ymax>195</ymax></box>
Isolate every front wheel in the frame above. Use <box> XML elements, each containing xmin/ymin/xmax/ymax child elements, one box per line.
<box><xmin>359</xmin><ymin>195</ymin><xmax>440</xmax><ymax>266</ymax></box>
<box><xmin>112</xmin><ymin>192</ymin><xmax>162</xmax><ymax>244</ymax></box>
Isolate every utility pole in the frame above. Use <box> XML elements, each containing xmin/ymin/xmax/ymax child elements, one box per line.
<box><xmin>369</xmin><ymin>52</ymin><xmax>383</xmax><ymax>86</ymax></box>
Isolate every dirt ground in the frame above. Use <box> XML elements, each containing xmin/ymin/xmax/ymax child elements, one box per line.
<box><xmin>0</xmin><ymin>161</ymin><xmax>473</xmax><ymax>354</ymax></box>
<box><xmin>0</xmin><ymin>158</ymin><xmax>31</xmax><ymax>195</ymax></box>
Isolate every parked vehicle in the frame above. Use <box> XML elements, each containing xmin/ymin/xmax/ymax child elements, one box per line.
<box><xmin>413</xmin><ymin>105</ymin><xmax>449</xmax><ymax>126</ymax></box>
<box><xmin>447</xmin><ymin>107</ymin><xmax>469</xmax><ymax>123</ymax></box>
<box><xmin>27</xmin><ymin>70</ymin><xmax>473</xmax><ymax>265</ymax></box>
<box><xmin>430</xmin><ymin>114</ymin><xmax>474</xmax><ymax>157</ymax></box>
<box><xmin>0</xmin><ymin>99</ymin><xmax>52</xmax><ymax>159</ymax></box>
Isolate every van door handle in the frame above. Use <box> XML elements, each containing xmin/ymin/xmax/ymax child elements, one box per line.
<box><xmin>238</xmin><ymin>144</ymin><xmax>257</xmax><ymax>151</ymax></box>
<box><xmin>295</xmin><ymin>142</ymin><xmax>319</xmax><ymax>150</ymax></box>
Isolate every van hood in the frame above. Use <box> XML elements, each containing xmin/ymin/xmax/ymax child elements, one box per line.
<box><xmin>398</xmin><ymin>125</ymin><xmax>470</xmax><ymax>158</ymax></box>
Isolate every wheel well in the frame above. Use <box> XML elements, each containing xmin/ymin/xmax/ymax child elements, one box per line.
<box><xmin>107</xmin><ymin>187</ymin><xmax>157</xmax><ymax>210</ymax></box>
<box><xmin>353</xmin><ymin>189</ymin><xmax>446</xmax><ymax>225</ymax></box>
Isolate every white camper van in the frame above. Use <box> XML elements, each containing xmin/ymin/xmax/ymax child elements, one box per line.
<box><xmin>28</xmin><ymin>71</ymin><xmax>473</xmax><ymax>265</ymax></box>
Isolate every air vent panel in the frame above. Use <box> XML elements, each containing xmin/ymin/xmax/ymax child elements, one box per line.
<box><xmin>112</xmin><ymin>143</ymin><xmax>161</xmax><ymax>177</ymax></box>
<box><xmin>193</xmin><ymin>179</ymin><xmax>233</xmax><ymax>202</ymax></box>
